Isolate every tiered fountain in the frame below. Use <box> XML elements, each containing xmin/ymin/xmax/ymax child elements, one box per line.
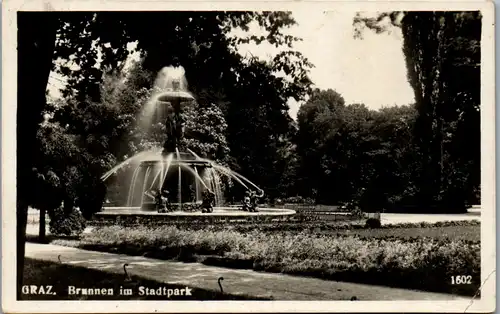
<box><xmin>96</xmin><ymin>66</ymin><xmax>295</xmax><ymax>222</ymax></box>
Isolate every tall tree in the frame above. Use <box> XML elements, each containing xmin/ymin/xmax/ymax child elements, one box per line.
<box><xmin>296</xmin><ymin>89</ymin><xmax>346</xmax><ymax>201</ymax></box>
<box><xmin>354</xmin><ymin>11</ymin><xmax>481</xmax><ymax>211</ymax></box>
<box><xmin>17</xmin><ymin>12</ymin><xmax>58</xmax><ymax>298</ymax></box>
<box><xmin>296</xmin><ymin>86</ymin><xmax>418</xmax><ymax>207</ymax></box>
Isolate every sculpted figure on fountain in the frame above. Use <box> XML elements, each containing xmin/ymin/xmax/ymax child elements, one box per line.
<box><xmin>201</xmin><ymin>189</ymin><xmax>216</xmax><ymax>213</ymax></box>
<box><xmin>163</xmin><ymin>108</ymin><xmax>186</xmax><ymax>154</ymax></box>
<box><xmin>150</xmin><ymin>189</ymin><xmax>171</xmax><ymax>213</ymax></box>
<box><xmin>241</xmin><ymin>190</ymin><xmax>262</xmax><ymax>212</ymax></box>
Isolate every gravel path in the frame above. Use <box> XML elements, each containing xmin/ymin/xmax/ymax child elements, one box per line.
<box><xmin>26</xmin><ymin>242</ymin><xmax>468</xmax><ymax>301</ymax></box>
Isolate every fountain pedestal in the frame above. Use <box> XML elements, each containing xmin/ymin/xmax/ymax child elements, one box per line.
<box><xmin>136</xmin><ymin>157</ymin><xmax>213</xmax><ymax>212</ymax></box>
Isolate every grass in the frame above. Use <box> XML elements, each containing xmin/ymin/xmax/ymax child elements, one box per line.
<box><xmin>52</xmin><ymin>224</ymin><xmax>481</xmax><ymax>296</ymax></box>
<box><xmin>22</xmin><ymin>258</ymin><xmax>269</xmax><ymax>300</ymax></box>
<box><xmin>329</xmin><ymin>225</ymin><xmax>480</xmax><ymax>241</ymax></box>
<box><xmin>116</xmin><ymin>220</ymin><xmax>480</xmax><ymax>241</ymax></box>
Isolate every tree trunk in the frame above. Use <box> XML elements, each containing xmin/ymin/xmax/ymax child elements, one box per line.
<box><xmin>17</xmin><ymin>12</ymin><xmax>58</xmax><ymax>299</ymax></box>
<box><xmin>16</xmin><ymin>203</ymin><xmax>28</xmax><ymax>300</ymax></box>
<box><xmin>39</xmin><ymin>208</ymin><xmax>46</xmax><ymax>243</ymax></box>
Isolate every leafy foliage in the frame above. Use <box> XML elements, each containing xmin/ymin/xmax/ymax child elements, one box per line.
<box><xmin>31</xmin><ymin>123</ymin><xmax>80</xmax><ymax>212</ymax></box>
<box><xmin>353</xmin><ymin>11</ymin><xmax>481</xmax><ymax>211</ymax></box>
<box><xmin>49</xmin><ymin>205</ymin><xmax>86</xmax><ymax>236</ymax></box>
<box><xmin>182</xmin><ymin>102</ymin><xmax>230</xmax><ymax>164</ymax></box>
<box><xmin>365</xmin><ymin>218</ymin><xmax>382</xmax><ymax>228</ymax></box>
<box><xmin>296</xmin><ymin>89</ymin><xmax>419</xmax><ymax>208</ymax></box>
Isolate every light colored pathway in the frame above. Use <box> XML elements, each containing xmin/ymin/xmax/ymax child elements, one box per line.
<box><xmin>26</xmin><ymin>242</ymin><xmax>468</xmax><ymax>301</ymax></box>
<box><xmin>380</xmin><ymin>211</ymin><xmax>480</xmax><ymax>225</ymax></box>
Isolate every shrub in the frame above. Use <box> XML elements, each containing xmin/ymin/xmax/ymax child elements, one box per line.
<box><xmin>180</xmin><ymin>203</ymin><xmax>200</xmax><ymax>212</ymax></box>
<box><xmin>49</xmin><ymin>206</ymin><xmax>86</xmax><ymax>236</ymax></box>
<box><xmin>385</xmin><ymin>220</ymin><xmax>480</xmax><ymax>229</ymax></box>
<box><xmin>283</xmin><ymin>196</ymin><xmax>315</xmax><ymax>205</ymax></box>
<box><xmin>273</xmin><ymin>198</ymin><xmax>284</xmax><ymax>206</ymax></box>
<box><xmin>350</xmin><ymin>208</ymin><xmax>365</xmax><ymax>219</ymax></box>
<box><xmin>365</xmin><ymin>218</ymin><xmax>382</xmax><ymax>228</ymax></box>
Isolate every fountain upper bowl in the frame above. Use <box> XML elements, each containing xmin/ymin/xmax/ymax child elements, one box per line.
<box><xmin>155</xmin><ymin>90</ymin><xmax>195</xmax><ymax>102</ymax></box>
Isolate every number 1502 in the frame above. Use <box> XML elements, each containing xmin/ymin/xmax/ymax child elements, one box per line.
<box><xmin>451</xmin><ymin>275</ymin><xmax>472</xmax><ymax>284</ymax></box>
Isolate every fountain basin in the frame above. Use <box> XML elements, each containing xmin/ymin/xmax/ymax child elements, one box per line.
<box><xmin>92</xmin><ymin>206</ymin><xmax>296</xmax><ymax>225</ymax></box>
<box><xmin>140</xmin><ymin>160</ymin><xmax>212</xmax><ymax>167</ymax></box>
<box><xmin>99</xmin><ymin>206</ymin><xmax>295</xmax><ymax>216</ymax></box>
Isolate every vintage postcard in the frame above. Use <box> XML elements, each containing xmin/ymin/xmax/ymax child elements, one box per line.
<box><xmin>2</xmin><ymin>0</ymin><xmax>495</xmax><ymax>312</ymax></box>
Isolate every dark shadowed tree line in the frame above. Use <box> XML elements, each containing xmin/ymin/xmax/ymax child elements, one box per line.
<box><xmin>352</xmin><ymin>11</ymin><xmax>481</xmax><ymax>211</ymax></box>
<box><xmin>295</xmin><ymin>90</ymin><xmax>422</xmax><ymax>210</ymax></box>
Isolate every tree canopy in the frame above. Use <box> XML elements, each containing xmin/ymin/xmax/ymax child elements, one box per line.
<box><xmin>353</xmin><ymin>11</ymin><xmax>481</xmax><ymax>210</ymax></box>
<box><xmin>296</xmin><ymin>89</ymin><xmax>419</xmax><ymax>207</ymax></box>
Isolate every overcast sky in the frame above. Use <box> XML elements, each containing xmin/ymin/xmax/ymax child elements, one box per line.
<box><xmin>47</xmin><ymin>11</ymin><xmax>415</xmax><ymax>120</ymax></box>
<box><xmin>232</xmin><ymin>11</ymin><xmax>415</xmax><ymax>119</ymax></box>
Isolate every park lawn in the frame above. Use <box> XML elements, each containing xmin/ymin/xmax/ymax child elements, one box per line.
<box><xmin>22</xmin><ymin>258</ymin><xmax>267</xmax><ymax>300</ymax></box>
<box><xmin>52</xmin><ymin>224</ymin><xmax>481</xmax><ymax>296</ymax></box>
<box><xmin>330</xmin><ymin>225</ymin><xmax>480</xmax><ymax>241</ymax></box>
<box><xmin>153</xmin><ymin>221</ymin><xmax>480</xmax><ymax>241</ymax></box>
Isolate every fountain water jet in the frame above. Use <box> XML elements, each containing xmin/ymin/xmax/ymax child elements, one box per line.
<box><xmin>98</xmin><ymin>65</ymin><xmax>295</xmax><ymax>219</ymax></box>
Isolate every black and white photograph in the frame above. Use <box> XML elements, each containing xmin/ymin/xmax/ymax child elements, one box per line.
<box><xmin>2</xmin><ymin>1</ymin><xmax>495</xmax><ymax>313</ymax></box>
